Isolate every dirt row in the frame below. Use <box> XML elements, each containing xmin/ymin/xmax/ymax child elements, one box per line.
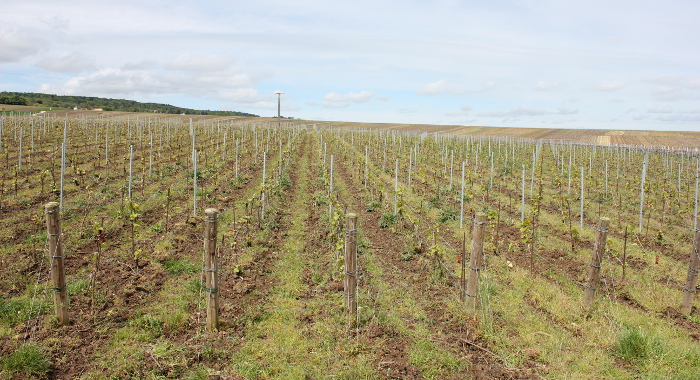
<box><xmin>326</xmin><ymin>135</ymin><xmax>544</xmax><ymax>379</ymax></box>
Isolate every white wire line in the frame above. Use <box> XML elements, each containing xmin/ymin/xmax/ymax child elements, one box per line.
<box><xmin>324</xmin><ymin>130</ymin><xmax>700</xmax><ymax>302</ymax></box>
<box><xmin>324</xmin><ymin>133</ymin><xmax>699</xmax><ymax>234</ymax></box>
<box><xmin>1</xmin><ymin>126</ymin><xmax>288</xmax><ymax>336</ymax></box>
<box><xmin>23</xmin><ymin>236</ymin><xmax>49</xmax><ymax>341</ymax></box>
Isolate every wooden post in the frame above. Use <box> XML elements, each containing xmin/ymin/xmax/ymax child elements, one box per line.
<box><xmin>45</xmin><ymin>202</ymin><xmax>69</xmax><ymax>325</ymax></box>
<box><xmin>583</xmin><ymin>217</ymin><xmax>610</xmax><ymax>308</ymax></box>
<box><xmin>466</xmin><ymin>212</ymin><xmax>487</xmax><ymax>310</ymax></box>
<box><xmin>344</xmin><ymin>213</ymin><xmax>358</xmax><ymax>320</ymax></box>
<box><xmin>681</xmin><ymin>219</ymin><xmax>700</xmax><ymax>315</ymax></box>
<box><xmin>204</xmin><ymin>208</ymin><xmax>219</xmax><ymax>330</ymax></box>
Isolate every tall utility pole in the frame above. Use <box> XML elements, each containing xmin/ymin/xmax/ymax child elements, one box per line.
<box><xmin>275</xmin><ymin>91</ymin><xmax>284</xmax><ymax>128</ymax></box>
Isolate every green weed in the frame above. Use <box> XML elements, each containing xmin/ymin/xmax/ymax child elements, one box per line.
<box><xmin>366</xmin><ymin>199</ymin><xmax>381</xmax><ymax>212</ymax></box>
<box><xmin>162</xmin><ymin>260</ymin><xmax>199</xmax><ymax>275</ymax></box>
<box><xmin>130</xmin><ymin>313</ymin><xmax>164</xmax><ymax>337</ymax></box>
<box><xmin>379</xmin><ymin>212</ymin><xmax>397</xmax><ymax>229</ymax></box>
<box><xmin>1</xmin><ymin>342</ymin><xmax>50</xmax><ymax>378</ymax></box>
<box><xmin>437</xmin><ymin>207</ymin><xmax>457</xmax><ymax>223</ymax></box>
<box><xmin>67</xmin><ymin>277</ymin><xmax>89</xmax><ymax>295</ymax></box>
<box><xmin>279</xmin><ymin>174</ymin><xmax>291</xmax><ymax>190</ymax></box>
<box><xmin>0</xmin><ymin>296</ymin><xmax>49</xmax><ymax>326</ymax></box>
<box><xmin>613</xmin><ymin>324</ymin><xmax>663</xmax><ymax>364</ymax></box>
<box><xmin>428</xmin><ymin>196</ymin><xmax>441</xmax><ymax>208</ymax></box>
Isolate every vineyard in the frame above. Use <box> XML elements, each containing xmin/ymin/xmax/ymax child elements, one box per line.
<box><xmin>0</xmin><ymin>112</ymin><xmax>699</xmax><ymax>379</ymax></box>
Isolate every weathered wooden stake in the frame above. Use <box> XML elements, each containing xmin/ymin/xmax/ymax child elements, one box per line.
<box><xmin>45</xmin><ymin>202</ymin><xmax>69</xmax><ymax>325</ymax></box>
<box><xmin>583</xmin><ymin>217</ymin><xmax>610</xmax><ymax>308</ymax></box>
<box><xmin>681</xmin><ymin>218</ymin><xmax>700</xmax><ymax>315</ymax></box>
<box><xmin>204</xmin><ymin>208</ymin><xmax>220</xmax><ymax>330</ymax></box>
<box><xmin>466</xmin><ymin>212</ymin><xmax>487</xmax><ymax>310</ymax></box>
<box><xmin>344</xmin><ymin>213</ymin><xmax>358</xmax><ymax>320</ymax></box>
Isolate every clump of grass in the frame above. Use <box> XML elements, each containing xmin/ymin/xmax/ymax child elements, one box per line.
<box><xmin>0</xmin><ymin>297</ymin><xmax>31</xmax><ymax>326</ymax></box>
<box><xmin>1</xmin><ymin>342</ymin><xmax>51</xmax><ymax>378</ymax></box>
<box><xmin>366</xmin><ymin>199</ymin><xmax>381</xmax><ymax>212</ymax></box>
<box><xmin>130</xmin><ymin>314</ymin><xmax>164</xmax><ymax>338</ymax></box>
<box><xmin>437</xmin><ymin>207</ymin><xmax>458</xmax><ymax>223</ymax></box>
<box><xmin>185</xmin><ymin>277</ymin><xmax>203</xmax><ymax>294</ymax></box>
<box><xmin>185</xmin><ymin>367</ymin><xmax>210</xmax><ymax>380</ymax></box>
<box><xmin>613</xmin><ymin>324</ymin><xmax>663</xmax><ymax>364</ymax></box>
<box><xmin>409</xmin><ymin>338</ymin><xmax>462</xmax><ymax>379</ymax></box>
<box><xmin>379</xmin><ymin>212</ymin><xmax>397</xmax><ymax>229</ymax></box>
<box><xmin>428</xmin><ymin>196</ymin><xmax>441</xmax><ymax>208</ymax></box>
<box><xmin>67</xmin><ymin>277</ymin><xmax>89</xmax><ymax>295</ymax></box>
<box><xmin>401</xmin><ymin>240</ymin><xmax>423</xmax><ymax>261</ymax></box>
<box><xmin>279</xmin><ymin>174</ymin><xmax>291</xmax><ymax>190</ymax></box>
<box><xmin>313</xmin><ymin>191</ymin><xmax>328</xmax><ymax>206</ymax></box>
<box><xmin>0</xmin><ymin>296</ymin><xmax>49</xmax><ymax>326</ymax></box>
<box><xmin>162</xmin><ymin>260</ymin><xmax>199</xmax><ymax>275</ymax></box>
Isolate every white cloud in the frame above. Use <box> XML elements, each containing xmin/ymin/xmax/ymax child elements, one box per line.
<box><xmin>322</xmin><ymin>101</ymin><xmax>351</xmax><ymax>108</ymax></box>
<box><xmin>216</xmin><ymin>87</ymin><xmax>263</xmax><ymax>103</ymax></box>
<box><xmin>461</xmin><ymin>104</ymin><xmax>473</xmax><ymax>111</ymax></box>
<box><xmin>417</xmin><ymin>80</ymin><xmax>488</xmax><ymax>96</ymax></box>
<box><xmin>417</xmin><ymin>80</ymin><xmax>448</xmax><ymax>96</ymax></box>
<box><xmin>36</xmin><ymin>68</ymin><xmax>158</xmax><ymax>96</ymax></box>
<box><xmin>637</xmin><ymin>104</ymin><xmax>700</xmax><ymax>122</ymax></box>
<box><xmin>535</xmin><ymin>81</ymin><xmax>564</xmax><ymax>91</ymax></box>
<box><xmin>0</xmin><ymin>24</ymin><xmax>46</xmax><ymax>62</ymax></box>
<box><xmin>479</xmin><ymin>106</ymin><xmax>546</xmax><ymax>117</ymax></box>
<box><xmin>557</xmin><ymin>106</ymin><xmax>578</xmax><ymax>115</ymax></box>
<box><xmin>221</xmin><ymin>93</ymin><xmax>300</xmax><ymax>111</ymax></box>
<box><xmin>321</xmin><ymin>90</ymin><xmax>377</xmax><ymax>108</ymax></box>
<box><xmin>643</xmin><ymin>74</ymin><xmax>684</xmax><ymax>85</ymax></box>
<box><xmin>602</xmin><ymin>37</ymin><xmax>623</xmax><ymax>45</ymax></box>
<box><xmin>510</xmin><ymin>106</ymin><xmax>546</xmax><ymax>116</ymax></box>
<box><xmin>306</xmin><ymin>100</ymin><xmax>318</xmax><ymax>106</ymax></box>
<box><xmin>221</xmin><ymin>100</ymin><xmax>300</xmax><ymax>112</ymax></box>
<box><xmin>651</xmin><ymin>86</ymin><xmax>683</xmax><ymax>101</ymax></box>
<box><xmin>36</xmin><ymin>63</ymin><xmax>265</xmax><ymax>104</ymax></box>
<box><xmin>323</xmin><ymin>90</ymin><xmax>376</xmax><ymax>103</ymax></box>
<box><xmin>36</xmin><ymin>52</ymin><xmax>96</xmax><ymax>73</ymax></box>
<box><xmin>166</xmin><ymin>54</ymin><xmax>236</xmax><ymax>73</ymax></box>
<box><xmin>122</xmin><ymin>60</ymin><xmax>159</xmax><ymax>70</ymax></box>
<box><xmin>595</xmin><ymin>80</ymin><xmax>626</xmax><ymax>91</ymax></box>
<box><xmin>41</xmin><ymin>16</ymin><xmax>69</xmax><ymax>30</ymax></box>
<box><xmin>648</xmin><ymin>105</ymin><xmax>673</xmax><ymax>113</ymax></box>
<box><xmin>641</xmin><ymin>74</ymin><xmax>700</xmax><ymax>101</ymax></box>
<box><xmin>657</xmin><ymin>113</ymin><xmax>700</xmax><ymax>122</ymax></box>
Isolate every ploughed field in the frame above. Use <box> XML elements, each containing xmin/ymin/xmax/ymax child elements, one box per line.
<box><xmin>1</xmin><ymin>113</ymin><xmax>699</xmax><ymax>379</ymax></box>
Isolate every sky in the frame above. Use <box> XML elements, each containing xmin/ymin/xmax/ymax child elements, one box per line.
<box><xmin>1</xmin><ymin>0</ymin><xmax>699</xmax><ymax>132</ymax></box>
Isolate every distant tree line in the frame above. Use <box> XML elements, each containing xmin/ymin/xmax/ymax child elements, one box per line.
<box><xmin>0</xmin><ymin>92</ymin><xmax>259</xmax><ymax>117</ymax></box>
<box><xmin>0</xmin><ymin>93</ymin><xmax>28</xmax><ymax>105</ymax></box>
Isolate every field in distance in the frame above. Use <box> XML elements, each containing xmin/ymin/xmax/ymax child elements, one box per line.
<box><xmin>5</xmin><ymin>104</ymin><xmax>699</xmax><ymax>148</ymax></box>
